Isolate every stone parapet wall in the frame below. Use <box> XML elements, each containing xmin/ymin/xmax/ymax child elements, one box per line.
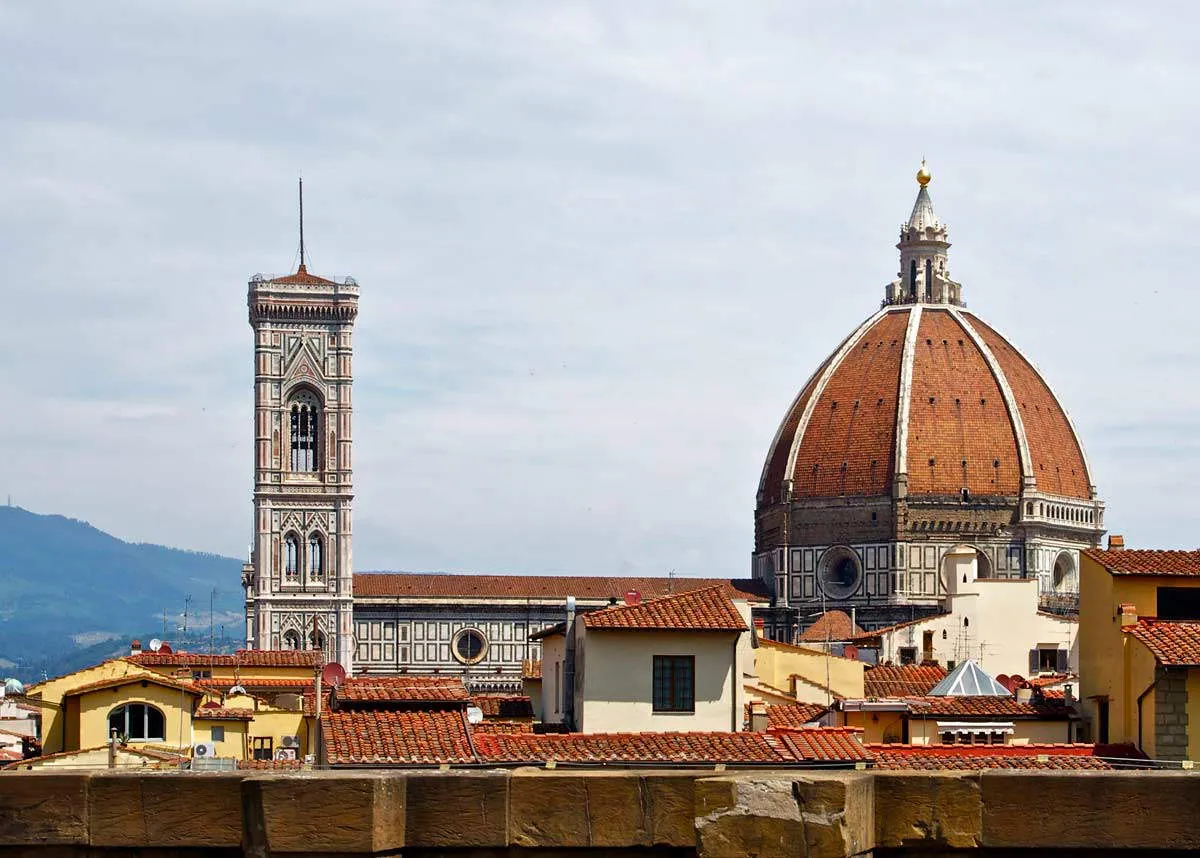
<box><xmin>1</xmin><ymin>768</ymin><xmax>1199</xmax><ymax>856</ymax></box>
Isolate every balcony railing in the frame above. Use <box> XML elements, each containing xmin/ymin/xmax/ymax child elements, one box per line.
<box><xmin>1038</xmin><ymin>592</ymin><xmax>1080</xmax><ymax>618</ymax></box>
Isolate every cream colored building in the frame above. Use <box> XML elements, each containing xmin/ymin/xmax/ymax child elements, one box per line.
<box><xmin>536</xmin><ymin>587</ymin><xmax>751</xmax><ymax>734</ymax></box>
<box><xmin>858</xmin><ymin>545</ymin><xmax>1076</xmax><ymax>679</ymax></box>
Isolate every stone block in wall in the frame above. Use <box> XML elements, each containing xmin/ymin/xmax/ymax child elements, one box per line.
<box><xmin>0</xmin><ymin>772</ymin><xmax>89</xmax><ymax>846</ymax></box>
<box><xmin>242</xmin><ymin>772</ymin><xmax>405</xmax><ymax>855</ymax></box>
<box><xmin>90</xmin><ymin>772</ymin><xmax>245</xmax><ymax>848</ymax></box>
<box><xmin>508</xmin><ymin>769</ymin><xmax>697</xmax><ymax>849</ymax></box>
<box><xmin>981</xmin><ymin>771</ymin><xmax>1200</xmax><ymax>850</ymax></box>
<box><xmin>406</xmin><ymin>771</ymin><xmax>507</xmax><ymax>848</ymax></box>
<box><xmin>694</xmin><ymin>773</ymin><xmax>873</xmax><ymax>858</ymax></box>
<box><xmin>873</xmin><ymin>772</ymin><xmax>981</xmax><ymax>849</ymax></box>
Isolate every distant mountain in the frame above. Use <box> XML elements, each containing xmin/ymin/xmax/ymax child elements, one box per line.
<box><xmin>0</xmin><ymin>506</ymin><xmax>242</xmax><ymax>682</ymax></box>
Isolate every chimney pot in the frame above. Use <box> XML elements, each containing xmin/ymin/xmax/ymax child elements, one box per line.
<box><xmin>749</xmin><ymin>700</ymin><xmax>769</xmax><ymax>732</ymax></box>
<box><xmin>1108</xmin><ymin>534</ymin><xmax>1125</xmax><ymax>551</ymax></box>
<box><xmin>1118</xmin><ymin>603</ymin><xmax>1138</xmax><ymax>627</ymax></box>
<box><xmin>130</xmin><ymin>640</ymin><xmax>142</xmax><ymax>656</ymax></box>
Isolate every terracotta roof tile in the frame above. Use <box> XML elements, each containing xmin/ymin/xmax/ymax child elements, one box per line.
<box><xmin>762</xmin><ymin>702</ymin><xmax>829</xmax><ymax>729</ymax></box>
<box><xmin>65</xmin><ymin>673</ymin><xmax>202</xmax><ymax>697</ymax></box>
<box><xmin>192</xmin><ymin>705</ymin><xmax>254</xmax><ymax>721</ymax></box>
<box><xmin>864</xmin><ymin>664</ymin><xmax>948</xmax><ymax>698</ymax></box>
<box><xmin>336</xmin><ymin>676</ymin><xmax>470</xmax><ymax>705</ymax></box>
<box><xmin>907</xmin><ymin>695</ymin><xmax>1073</xmax><ymax>719</ymax></box>
<box><xmin>1125</xmin><ymin>619</ymin><xmax>1200</xmax><ymax>666</ymax></box>
<box><xmin>872</xmin><ymin>744</ymin><xmax>1112</xmax><ymax>770</ymax></box>
<box><xmin>322</xmin><ymin>710</ymin><xmax>476</xmax><ymax>765</ymax></box>
<box><xmin>473</xmin><ymin>728</ymin><xmax>867</xmax><ymax>766</ymax></box>
<box><xmin>472</xmin><ymin>721</ymin><xmax>534</xmax><ymax>734</ymax></box>
<box><xmin>1084</xmin><ymin>549</ymin><xmax>1200</xmax><ymax>577</ymax></box>
<box><xmin>237</xmin><ymin>758</ymin><xmax>305</xmax><ymax>770</ymax></box>
<box><xmin>353</xmin><ymin>574</ymin><xmax>769</xmax><ymax>603</ymax></box>
<box><xmin>581</xmin><ymin>586</ymin><xmax>747</xmax><ymax>632</ymax></box>
<box><xmin>967</xmin><ymin>316</ymin><xmax>1091</xmax><ymax>499</ymax></box>
<box><xmin>264</xmin><ymin>265</ymin><xmax>338</xmax><ymax>286</ymax></box>
<box><xmin>129</xmin><ymin>650</ymin><xmax>322</xmax><ymax>668</ymax></box>
<box><xmin>798</xmin><ymin>610</ymin><xmax>866</xmax><ymax>642</ymax></box>
<box><xmin>199</xmin><ymin>678</ymin><xmax>315</xmax><ymax>692</ymax></box>
<box><xmin>472</xmin><ymin>695</ymin><xmax>534</xmax><ymax>719</ymax></box>
<box><xmin>791</xmin><ymin>311</ymin><xmax>908</xmax><ymax>498</ymax></box>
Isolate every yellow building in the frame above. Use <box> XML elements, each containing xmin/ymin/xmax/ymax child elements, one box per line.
<box><xmin>1079</xmin><ymin>540</ymin><xmax>1200</xmax><ymax>761</ymax></box>
<box><xmin>750</xmin><ymin>638</ymin><xmax>865</xmax><ymax>705</ymax></box>
<box><xmin>23</xmin><ymin>646</ymin><xmax>322</xmax><ymax>764</ymax></box>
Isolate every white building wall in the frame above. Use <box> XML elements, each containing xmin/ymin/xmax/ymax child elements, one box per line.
<box><xmin>574</xmin><ymin>628</ymin><xmax>742</xmax><ymax>734</ymax></box>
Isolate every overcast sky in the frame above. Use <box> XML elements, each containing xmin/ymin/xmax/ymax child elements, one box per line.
<box><xmin>1</xmin><ymin>2</ymin><xmax>1197</xmax><ymax>576</ymax></box>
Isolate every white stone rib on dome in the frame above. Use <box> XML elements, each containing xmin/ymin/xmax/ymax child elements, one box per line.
<box><xmin>928</xmin><ymin>659</ymin><xmax>1011</xmax><ymax>697</ymax></box>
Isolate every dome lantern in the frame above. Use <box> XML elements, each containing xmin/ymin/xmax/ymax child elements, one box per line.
<box><xmin>886</xmin><ymin>160</ymin><xmax>963</xmax><ymax>307</ymax></box>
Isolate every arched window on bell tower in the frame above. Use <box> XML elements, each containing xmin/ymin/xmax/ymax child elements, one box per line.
<box><xmin>909</xmin><ymin>260</ymin><xmax>917</xmax><ymax>299</ymax></box>
<box><xmin>289</xmin><ymin>390</ymin><xmax>320</xmax><ymax>472</ymax></box>
<box><xmin>284</xmin><ymin>533</ymin><xmax>300</xmax><ymax>581</ymax></box>
<box><xmin>308</xmin><ymin>533</ymin><xmax>324</xmax><ymax>581</ymax></box>
<box><xmin>925</xmin><ymin>259</ymin><xmax>933</xmax><ymax>301</ymax></box>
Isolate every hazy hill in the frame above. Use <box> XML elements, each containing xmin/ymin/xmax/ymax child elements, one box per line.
<box><xmin>0</xmin><ymin>505</ymin><xmax>242</xmax><ymax>681</ymax></box>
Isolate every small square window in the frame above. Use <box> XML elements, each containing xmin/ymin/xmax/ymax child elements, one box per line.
<box><xmin>210</xmin><ymin>726</ymin><xmax>226</xmax><ymax>743</ymax></box>
<box><xmin>898</xmin><ymin>647</ymin><xmax>918</xmax><ymax>666</ymax></box>
<box><xmin>652</xmin><ymin>655</ymin><xmax>695</xmax><ymax>713</ymax></box>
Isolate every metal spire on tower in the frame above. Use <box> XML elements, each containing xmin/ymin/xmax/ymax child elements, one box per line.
<box><xmin>298</xmin><ymin>177</ymin><xmax>306</xmax><ymax>273</ymax></box>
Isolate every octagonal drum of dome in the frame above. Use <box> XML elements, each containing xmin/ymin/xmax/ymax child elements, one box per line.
<box><xmin>752</xmin><ymin>166</ymin><xmax>1104</xmax><ymax>636</ymax></box>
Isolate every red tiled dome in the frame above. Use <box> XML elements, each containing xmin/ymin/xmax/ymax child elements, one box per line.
<box><xmin>759</xmin><ymin>305</ymin><xmax>1093</xmax><ymax>504</ymax></box>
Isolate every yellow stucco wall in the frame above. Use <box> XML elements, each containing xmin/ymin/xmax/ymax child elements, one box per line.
<box><xmin>754</xmin><ymin>640</ymin><xmax>865</xmax><ymax>700</ymax></box>
<box><xmin>1079</xmin><ymin>552</ymin><xmax>1199</xmax><ymax>751</ymax></box>
<box><xmin>575</xmin><ymin>628</ymin><xmax>741</xmax><ymax>733</ymax></box>
<box><xmin>1187</xmin><ymin>671</ymin><xmax>1200</xmax><ymax>763</ymax></box>
<box><xmin>27</xmin><ymin>660</ymin><xmax>160</xmax><ymax>754</ymax></box>
<box><xmin>75</xmin><ymin>681</ymin><xmax>199</xmax><ymax>752</ymax></box>
<box><xmin>843</xmin><ymin>710</ymin><xmax>907</xmax><ymax>744</ymax></box>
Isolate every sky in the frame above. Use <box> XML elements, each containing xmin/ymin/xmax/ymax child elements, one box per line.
<box><xmin>0</xmin><ymin>2</ymin><xmax>1197</xmax><ymax>577</ymax></box>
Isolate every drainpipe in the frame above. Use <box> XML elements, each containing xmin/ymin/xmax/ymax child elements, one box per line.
<box><xmin>564</xmin><ymin>596</ymin><xmax>576</xmax><ymax>731</ymax></box>
<box><xmin>1136</xmin><ymin>678</ymin><xmax>1156</xmax><ymax>754</ymax></box>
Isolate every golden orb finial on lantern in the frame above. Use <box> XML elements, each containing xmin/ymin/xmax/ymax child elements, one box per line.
<box><xmin>916</xmin><ymin>159</ymin><xmax>931</xmax><ymax>187</ymax></box>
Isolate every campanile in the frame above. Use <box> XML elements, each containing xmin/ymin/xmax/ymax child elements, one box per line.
<box><xmin>243</xmin><ymin>183</ymin><xmax>358</xmax><ymax>669</ymax></box>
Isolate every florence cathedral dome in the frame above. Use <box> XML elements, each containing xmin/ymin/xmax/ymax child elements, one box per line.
<box><xmin>752</xmin><ymin>165</ymin><xmax>1104</xmax><ymax>635</ymax></box>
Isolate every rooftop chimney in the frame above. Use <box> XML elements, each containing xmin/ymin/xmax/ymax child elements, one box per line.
<box><xmin>1108</xmin><ymin>534</ymin><xmax>1125</xmax><ymax>551</ymax></box>
<box><xmin>749</xmin><ymin>700</ymin><xmax>769</xmax><ymax>732</ymax></box>
<box><xmin>1119</xmin><ymin>603</ymin><xmax>1138</xmax><ymax>628</ymax></box>
<box><xmin>130</xmin><ymin>640</ymin><xmax>142</xmax><ymax>656</ymax></box>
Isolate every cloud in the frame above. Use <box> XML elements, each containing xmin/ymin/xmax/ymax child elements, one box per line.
<box><xmin>0</xmin><ymin>0</ymin><xmax>1197</xmax><ymax>575</ymax></box>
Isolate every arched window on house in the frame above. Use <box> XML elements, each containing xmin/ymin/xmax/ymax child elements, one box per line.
<box><xmin>308</xmin><ymin>534</ymin><xmax>324</xmax><ymax>581</ymax></box>
<box><xmin>284</xmin><ymin>534</ymin><xmax>300</xmax><ymax>581</ymax></box>
<box><xmin>108</xmin><ymin>703</ymin><xmax>165</xmax><ymax>742</ymax></box>
<box><xmin>289</xmin><ymin>390</ymin><xmax>320</xmax><ymax>472</ymax></box>
<box><xmin>282</xmin><ymin>630</ymin><xmax>301</xmax><ymax>651</ymax></box>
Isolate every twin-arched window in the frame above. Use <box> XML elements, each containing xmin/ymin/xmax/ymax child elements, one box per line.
<box><xmin>284</xmin><ymin>532</ymin><xmax>325</xmax><ymax>582</ymax></box>
<box><xmin>282</xmin><ymin>630</ymin><xmax>301</xmax><ymax>651</ymax></box>
<box><xmin>108</xmin><ymin>703</ymin><xmax>165</xmax><ymax>742</ymax></box>
<box><xmin>289</xmin><ymin>390</ymin><xmax>321</xmax><ymax>472</ymax></box>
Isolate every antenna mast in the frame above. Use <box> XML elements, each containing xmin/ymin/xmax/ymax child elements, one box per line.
<box><xmin>298</xmin><ymin>177</ymin><xmax>305</xmax><ymax>270</ymax></box>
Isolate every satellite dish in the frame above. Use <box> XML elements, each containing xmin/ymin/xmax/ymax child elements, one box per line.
<box><xmin>4</xmin><ymin>679</ymin><xmax>25</xmax><ymax>696</ymax></box>
<box><xmin>159</xmin><ymin>642</ymin><xmax>173</xmax><ymax>654</ymax></box>
<box><xmin>149</xmin><ymin>639</ymin><xmax>163</xmax><ymax>653</ymax></box>
<box><xmin>321</xmin><ymin>662</ymin><xmax>347</xmax><ymax>688</ymax></box>
<box><xmin>466</xmin><ymin>706</ymin><xmax>484</xmax><ymax>725</ymax></box>
<box><xmin>228</xmin><ymin>685</ymin><xmax>247</xmax><ymax>697</ymax></box>
<box><xmin>843</xmin><ymin>645</ymin><xmax>859</xmax><ymax>661</ymax></box>
<box><xmin>624</xmin><ymin>590</ymin><xmax>642</xmax><ymax>606</ymax></box>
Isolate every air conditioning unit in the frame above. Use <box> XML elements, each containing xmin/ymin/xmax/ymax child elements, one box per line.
<box><xmin>280</xmin><ymin>735</ymin><xmax>301</xmax><ymax>749</ymax></box>
<box><xmin>193</xmin><ymin>742</ymin><xmax>218</xmax><ymax>758</ymax></box>
<box><xmin>275</xmin><ymin>747</ymin><xmax>297</xmax><ymax>761</ymax></box>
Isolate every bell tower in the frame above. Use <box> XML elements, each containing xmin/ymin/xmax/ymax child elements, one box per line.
<box><xmin>243</xmin><ymin>181</ymin><xmax>359</xmax><ymax>670</ymax></box>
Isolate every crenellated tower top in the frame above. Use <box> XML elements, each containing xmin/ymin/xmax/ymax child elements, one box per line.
<box><xmin>884</xmin><ymin>161</ymin><xmax>963</xmax><ymax>307</ymax></box>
